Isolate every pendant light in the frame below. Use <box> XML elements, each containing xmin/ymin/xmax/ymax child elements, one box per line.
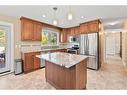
<box><xmin>53</xmin><ymin>7</ymin><xmax>58</xmax><ymax>25</ymax></box>
<box><xmin>68</xmin><ymin>6</ymin><xmax>73</xmax><ymax>20</ymax></box>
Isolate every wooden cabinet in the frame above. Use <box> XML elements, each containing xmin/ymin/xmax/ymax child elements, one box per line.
<box><xmin>66</xmin><ymin>28</ymin><xmax>70</xmax><ymax>41</ymax></box>
<box><xmin>88</xmin><ymin>20</ymin><xmax>99</xmax><ymax>33</ymax></box>
<box><xmin>50</xmin><ymin>49</ymin><xmax>67</xmax><ymax>53</ymax></box>
<box><xmin>79</xmin><ymin>20</ymin><xmax>100</xmax><ymax>34</ymax></box>
<box><xmin>70</xmin><ymin>28</ymin><xmax>75</xmax><ymax>36</ymax></box>
<box><xmin>74</xmin><ymin>26</ymin><xmax>79</xmax><ymax>35</ymax></box>
<box><xmin>33</xmin><ymin>52</ymin><xmax>41</xmax><ymax>70</ymax></box>
<box><xmin>60</xmin><ymin>26</ymin><xmax>80</xmax><ymax>43</ymax></box>
<box><xmin>80</xmin><ymin>23</ymin><xmax>88</xmax><ymax>34</ymax></box>
<box><xmin>33</xmin><ymin>22</ymin><xmax>42</xmax><ymax>41</ymax></box>
<box><xmin>21</xmin><ymin>19</ymin><xmax>34</xmax><ymax>40</ymax></box>
<box><xmin>60</xmin><ymin>29</ymin><xmax>67</xmax><ymax>43</ymax></box>
<box><xmin>22</xmin><ymin>52</ymin><xmax>40</xmax><ymax>73</ymax></box>
<box><xmin>21</xmin><ymin>18</ymin><xmax>42</xmax><ymax>41</ymax></box>
<box><xmin>22</xmin><ymin>52</ymin><xmax>34</xmax><ymax>73</ymax></box>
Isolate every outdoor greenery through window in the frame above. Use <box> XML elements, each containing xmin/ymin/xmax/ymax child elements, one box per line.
<box><xmin>41</xmin><ymin>29</ymin><xmax>59</xmax><ymax>46</ymax></box>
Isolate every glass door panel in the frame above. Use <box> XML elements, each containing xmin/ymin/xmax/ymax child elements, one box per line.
<box><xmin>0</xmin><ymin>25</ymin><xmax>10</xmax><ymax>73</ymax></box>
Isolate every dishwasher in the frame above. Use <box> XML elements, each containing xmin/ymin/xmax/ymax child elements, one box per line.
<box><xmin>40</xmin><ymin>51</ymin><xmax>50</xmax><ymax>68</ymax></box>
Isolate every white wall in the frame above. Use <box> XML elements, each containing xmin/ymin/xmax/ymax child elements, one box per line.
<box><xmin>122</xmin><ymin>19</ymin><xmax>127</xmax><ymax>69</ymax></box>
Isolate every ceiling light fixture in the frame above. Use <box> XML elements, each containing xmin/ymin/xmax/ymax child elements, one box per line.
<box><xmin>42</xmin><ymin>14</ymin><xmax>46</xmax><ymax>18</ymax></box>
<box><xmin>52</xmin><ymin>7</ymin><xmax>58</xmax><ymax>25</ymax></box>
<box><xmin>53</xmin><ymin>19</ymin><xmax>58</xmax><ymax>25</ymax></box>
<box><xmin>68</xmin><ymin>6</ymin><xmax>73</xmax><ymax>20</ymax></box>
<box><xmin>81</xmin><ymin>16</ymin><xmax>84</xmax><ymax>19</ymax></box>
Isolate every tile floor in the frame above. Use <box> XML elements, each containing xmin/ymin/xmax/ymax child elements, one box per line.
<box><xmin>0</xmin><ymin>56</ymin><xmax>127</xmax><ymax>90</ymax></box>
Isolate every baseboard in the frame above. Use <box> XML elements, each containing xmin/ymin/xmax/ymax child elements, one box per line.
<box><xmin>122</xmin><ymin>60</ymin><xmax>127</xmax><ymax>72</ymax></box>
<box><xmin>0</xmin><ymin>71</ymin><xmax>13</xmax><ymax>77</ymax></box>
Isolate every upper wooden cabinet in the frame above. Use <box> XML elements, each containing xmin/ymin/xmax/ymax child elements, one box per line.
<box><xmin>88</xmin><ymin>20</ymin><xmax>99</xmax><ymax>33</ymax></box>
<box><xmin>60</xmin><ymin>29</ymin><xmax>67</xmax><ymax>43</ymax></box>
<box><xmin>33</xmin><ymin>22</ymin><xmax>42</xmax><ymax>41</ymax></box>
<box><xmin>21</xmin><ymin>18</ymin><xmax>42</xmax><ymax>41</ymax></box>
<box><xmin>60</xmin><ymin>26</ymin><xmax>79</xmax><ymax>43</ymax></box>
<box><xmin>74</xmin><ymin>26</ymin><xmax>79</xmax><ymax>35</ymax></box>
<box><xmin>80</xmin><ymin>20</ymin><xmax>100</xmax><ymax>34</ymax></box>
<box><xmin>70</xmin><ymin>28</ymin><xmax>75</xmax><ymax>36</ymax></box>
<box><xmin>21</xmin><ymin>19</ymin><xmax>34</xmax><ymax>40</ymax></box>
<box><xmin>80</xmin><ymin>23</ymin><xmax>88</xmax><ymax>34</ymax></box>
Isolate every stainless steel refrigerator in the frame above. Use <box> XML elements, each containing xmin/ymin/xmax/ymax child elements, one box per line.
<box><xmin>79</xmin><ymin>33</ymin><xmax>99</xmax><ymax>70</ymax></box>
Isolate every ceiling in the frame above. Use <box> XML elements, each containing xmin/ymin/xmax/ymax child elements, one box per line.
<box><xmin>0</xmin><ymin>6</ymin><xmax>127</xmax><ymax>28</ymax></box>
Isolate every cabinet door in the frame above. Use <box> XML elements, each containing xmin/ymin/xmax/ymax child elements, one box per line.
<box><xmin>70</xmin><ymin>28</ymin><xmax>75</xmax><ymax>36</ymax></box>
<box><xmin>21</xmin><ymin>19</ymin><xmax>34</xmax><ymax>40</ymax></box>
<box><xmin>74</xmin><ymin>26</ymin><xmax>79</xmax><ymax>35</ymax></box>
<box><xmin>33</xmin><ymin>22</ymin><xmax>42</xmax><ymax>41</ymax></box>
<box><xmin>88</xmin><ymin>21</ymin><xmax>99</xmax><ymax>33</ymax></box>
<box><xmin>80</xmin><ymin>23</ymin><xmax>88</xmax><ymax>34</ymax></box>
<box><xmin>67</xmin><ymin>29</ymin><xmax>71</xmax><ymax>41</ymax></box>
<box><xmin>33</xmin><ymin>52</ymin><xmax>40</xmax><ymax>69</ymax></box>
<box><xmin>60</xmin><ymin>29</ymin><xmax>67</xmax><ymax>43</ymax></box>
<box><xmin>24</xmin><ymin>53</ymin><xmax>34</xmax><ymax>73</ymax></box>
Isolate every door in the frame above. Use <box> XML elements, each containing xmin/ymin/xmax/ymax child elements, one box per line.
<box><xmin>106</xmin><ymin>35</ymin><xmax>115</xmax><ymax>55</ymax></box>
<box><xmin>0</xmin><ymin>25</ymin><xmax>10</xmax><ymax>73</ymax></box>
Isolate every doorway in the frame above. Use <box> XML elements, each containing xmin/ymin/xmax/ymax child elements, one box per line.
<box><xmin>0</xmin><ymin>22</ymin><xmax>13</xmax><ymax>74</ymax></box>
<box><xmin>105</xmin><ymin>32</ymin><xmax>122</xmax><ymax>64</ymax></box>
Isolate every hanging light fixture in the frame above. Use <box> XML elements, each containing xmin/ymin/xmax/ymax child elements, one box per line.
<box><xmin>53</xmin><ymin>7</ymin><xmax>58</xmax><ymax>25</ymax></box>
<box><xmin>68</xmin><ymin>6</ymin><xmax>73</xmax><ymax>20</ymax></box>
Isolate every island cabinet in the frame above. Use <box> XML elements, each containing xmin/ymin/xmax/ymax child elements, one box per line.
<box><xmin>37</xmin><ymin>52</ymin><xmax>88</xmax><ymax>89</ymax></box>
<box><xmin>45</xmin><ymin>60</ymin><xmax>87</xmax><ymax>89</ymax></box>
<box><xmin>22</xmin><ymin>52</ymin><xmax>41</xmax><ymax>73</ymax></box>
<box><xmin>21</xmin><ymin>17</ymin><xmax>42</xmax><ymax>41</ymax></box>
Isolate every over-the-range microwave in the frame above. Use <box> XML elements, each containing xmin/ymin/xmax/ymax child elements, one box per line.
<box><xmin>69</xmin><ymin>36</ymin><xmax>79</xmax><ymax>43</ymax></box>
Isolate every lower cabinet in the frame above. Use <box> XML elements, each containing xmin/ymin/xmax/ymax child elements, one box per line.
<box><xmin>33</xmin><ymin>52</ymin><xmax>41</xmax><ymax>70</ymax></box>
<box><xmin>22</xmin><ymin>52</ymin><xmax>40</xmax><ymax>73</ymax></box>
<box><xmin>21</xmin><ymin>49</ymin><xmax>67</xmax><ymax>73</ymax></box>
<box><xmin>50</xmin><ymin>49</ymin><xmax>67</xmax><ymax>53</ymax></box>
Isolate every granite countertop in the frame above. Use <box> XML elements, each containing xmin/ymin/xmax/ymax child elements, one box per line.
<box><xmin>21</xmin><ymin>48</ymin><xmax>67</xmax><ymax>53</ymax></box>
<box><xmin>36</xmin><ymin>52</ymin><xmax>88</xmax><ymax>68</ymax></box>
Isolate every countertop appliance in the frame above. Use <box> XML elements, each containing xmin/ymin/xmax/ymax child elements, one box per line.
<box><xmin>79</xmin><ymin>33</ymin><xmax>99</xmax><ymax>70</ymax></box>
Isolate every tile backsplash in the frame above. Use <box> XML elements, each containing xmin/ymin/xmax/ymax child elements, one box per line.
<box><xmin>20</xmin><ymin>41</ymin><xmax>79</xmax><ymax>52</ymax></box>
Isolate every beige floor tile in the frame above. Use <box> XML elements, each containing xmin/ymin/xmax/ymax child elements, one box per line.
<box><xmin>0</xmin><ymin>55</ymin><xmax>127</xmax><ymax>90</ymax></box>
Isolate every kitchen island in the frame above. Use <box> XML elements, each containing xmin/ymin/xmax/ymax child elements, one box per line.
<box><xmin>36</xmin><ymin>52</ymin><xmax>88</xmax><ymax>89</ymax></box>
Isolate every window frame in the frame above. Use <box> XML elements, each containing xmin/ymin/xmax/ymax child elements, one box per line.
<box><xmin>42</xmin><ymin>28</ymin><xmax>59</xmax><ymax>46</ymax></box>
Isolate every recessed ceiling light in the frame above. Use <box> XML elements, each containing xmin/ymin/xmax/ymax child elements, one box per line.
<box><xmin>53</xmin><ymin>19</ymin><xmax>58</xmax><ymax>25</ymax></box>
<box><xmin>81</xmin><ymin>16</ymin><xmax>84</xmax><ymax>18</ymax></box>
<box><xmin>42</xmin><ymin>14</ymin><xmax>46</xmax><ymax>18</ymax></box>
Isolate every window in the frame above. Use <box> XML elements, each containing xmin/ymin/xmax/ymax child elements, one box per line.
<box><xmin>41</xmin><ymin>29</ymin><xmax>59</xmax><ymax>46</ymax></box>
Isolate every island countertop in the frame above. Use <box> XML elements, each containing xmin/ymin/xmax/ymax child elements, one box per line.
<box><xmin>36</xmin><ymin>52</ymin><xmax>88</xmax><ymax>68</ymax></box>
